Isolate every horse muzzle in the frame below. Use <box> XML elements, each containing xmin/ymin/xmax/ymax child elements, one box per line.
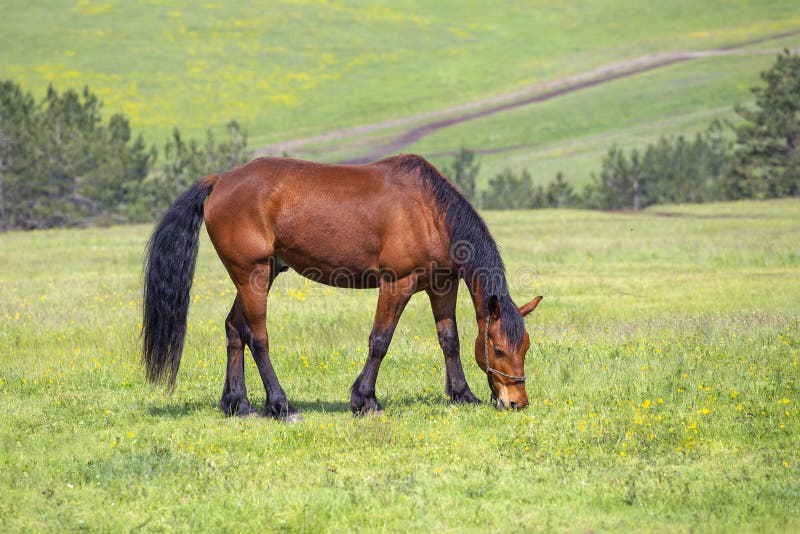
<box><xmin>490</xmin><ymin>383</ymin><xmax>529</xmax><ymax>410</ymax></box>
<box><xmin>495</xmin><ymin>397</ymin><xmax>528</xmax><ymax>410</ymax></box>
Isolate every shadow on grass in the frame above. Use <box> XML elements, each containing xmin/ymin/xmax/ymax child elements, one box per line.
<box><xmin>147</xmin><ymin>400</ymin><xmax>214</xmax><ymax>418</ymax></box>
<box><xmin>293</xmin><ymin>398</ymin><xmax>351</xmax><ymax>413</ymax></box>
<box><xmin>146</xmin><ymin>392</ymin><xmax>487</xmax><ymax>419</ymax></box>
<box><xmin>294</xmin><ymin>391</ymin><xmax>478</xmax><ymax>414</ymax></box>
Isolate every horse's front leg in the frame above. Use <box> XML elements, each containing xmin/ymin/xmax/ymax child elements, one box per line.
<box><xmin>350</xmin><ymin>275</ymin><xmax>416</xmax><ymax>415</ymax></box>
<box><xmin>427</xmin><ymin>283</ymin><xmax>480</xmax><ymax>404</ymax></box>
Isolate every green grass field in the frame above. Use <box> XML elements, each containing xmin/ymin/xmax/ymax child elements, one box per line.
<box><xmin>2</xmin><ymin>2</ymin><xmax>800</xmax><ymax>530</ymax></box>
<box><xmin>2</xmin><ymin>1</ymin><xmax>799</xmax><ymax>178</ymax></box>
<box><xmin>1</xmin><ymin>200</ymin><xmax>798</xmax><ymax>531</ymax></box>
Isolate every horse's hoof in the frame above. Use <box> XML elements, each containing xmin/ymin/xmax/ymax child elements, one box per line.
<box><xmin>220</xmin><ymin>399</ymin><xmax>259</xmax><ymax>417</ymax></box>
<box><xmin>264</xmin><ymin>399</ymin><xmax>299</xmax><ymax>420</ymax></box>
<box><xmin>352</xmin><ymin>398</ymin><xmax>383</xmax><ymax>416</ymax></box>
<box><xmin>450</xmin><ymin>390</ymin><xmax>481</xmax><ymax>405</ymax></box>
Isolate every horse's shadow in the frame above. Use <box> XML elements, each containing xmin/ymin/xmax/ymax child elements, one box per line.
<box><xmin>147</xmin><ymin>400</ymin><xmax>212</xmax><ymax>418</ymax></box>
<box><xmin>292</xmin><ymin>398</ymin><xmax>351</xmax><ymax>414</ymax></box>
<box><xmin>147</xmin><ymin>392</ymin><xmax>477</xmax><ymax>419</ymax></box>
<box><xmin>146</xmin><ymin>398</ymin><xmax>352</xmax><ymax>418</ymax></box>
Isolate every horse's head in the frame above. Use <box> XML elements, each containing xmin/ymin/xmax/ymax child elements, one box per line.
<box><xmin>475</xmin><ymin>295</ymin><xmax>542</xmax><ymax>410</ymax></box>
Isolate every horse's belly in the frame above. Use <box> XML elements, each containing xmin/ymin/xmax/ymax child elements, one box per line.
<box><xmin>275</xmin><ymin>242</ymin><xmax>381</xmax><ymax>289</ymax></box>
<box><xmin>275</xmin><ymin>241</ymin><xmax>431</xmax><ymax>290</ymax></box>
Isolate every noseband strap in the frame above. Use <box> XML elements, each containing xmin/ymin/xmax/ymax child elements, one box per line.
<box><xmin>484</xmin><ymin>317</ymin><xmax>526</xmax><ymax>383</ymax></box>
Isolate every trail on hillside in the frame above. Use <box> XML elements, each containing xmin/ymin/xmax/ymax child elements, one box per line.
<box><xmin>257</xmin><ymin>30</ymin><xmax>800</xmax><ymax>163</ymax></box>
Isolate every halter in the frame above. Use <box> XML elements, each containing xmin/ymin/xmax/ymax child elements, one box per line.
<box><xmin>483</xmin><ymin>317</ymin><xmax>526</xmax><ymax>383</ymax></box>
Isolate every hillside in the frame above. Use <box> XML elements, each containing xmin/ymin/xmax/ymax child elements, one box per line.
<box><xmin>2</xmin><ymin>1</ymin><xmax>799</xmax><ymax>186</ymax></box>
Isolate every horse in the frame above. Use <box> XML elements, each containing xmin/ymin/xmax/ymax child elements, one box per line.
<box><xmin>142</xmin><ymin>153</ymin><xmax>542</xmax><ymax>419</ymax></box>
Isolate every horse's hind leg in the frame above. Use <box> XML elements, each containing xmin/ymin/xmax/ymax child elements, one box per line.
<box><xmin>236</xmin><ymin>260</ymin><xmax>299</xmax><ymax>421</ymax></box>
<box><xmin>427</xmin><ymin>284</ymin><xmax>480</xmax><ymax>404</ymax></box>
<box><xmin>350</xmin><ymin>275</ymin><xmax>417</xmax><ymax>415</ymax></box>
<box><xmin>220</xmin><ymin>294</ymin><xmax>258</xmax><ymax>416</ymax></box>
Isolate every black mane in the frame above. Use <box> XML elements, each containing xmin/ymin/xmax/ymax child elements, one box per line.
<box><xmin>394</xmin><ymin>154</ymin><xmax>525</xmax><ymax>346</ymax></box>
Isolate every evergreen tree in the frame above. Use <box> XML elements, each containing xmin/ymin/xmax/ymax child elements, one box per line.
<box><xmin>443</xmin><ymin>148</ymin><xmax>479</xmax><ymax>203</ymax></box>
<box><xmin>0</xmin><ymin>82</ymin><xmax>156</xmax><ymax>228</ymax></box>
<box><xmin>0</xmin><ymin>80</ymin><xmax>250</xmax><ymax>229</ymax></box>
<box><xmin>481</xmin><ymin>168</ymin><xmax>544</xmax><ymax>209</ymax></box>
<box><xmin>583</xmin><ymin>145</ymin><xmax>634</xmax><ymax>209</ymax></box>
<box><xmin>0</xmin><ymin>81</ymin><xmax>36</xmax><ymax>229</ymax></box>
<box><xmin>545</xmin><ymin>172</ymin><xmax>577</xmax><ymax>208</ymax></box>
<box><xmin>734</xmin><ymin>49</ymin><xmax>800</xmax><ymax>197</ymax></box>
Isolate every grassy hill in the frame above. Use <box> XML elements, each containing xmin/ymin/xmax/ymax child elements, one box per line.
<box><xmin>1</xmin><ymin>199</ymin><xmax>798</xmax><ymax>530</ymax></box>
<box><xmin>2</xmin><ymin>1</ymin><xmax>799</xmax><ymax>187</ymax></box>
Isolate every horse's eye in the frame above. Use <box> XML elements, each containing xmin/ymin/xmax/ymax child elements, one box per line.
<box><xmin>494</xmin><ymin>347</ymin><xmax>503</xmax><ymax>357</ymax></box>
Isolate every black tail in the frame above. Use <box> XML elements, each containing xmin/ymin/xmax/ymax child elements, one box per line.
<box><xmin>142</xmin><ymin>179</ymin><xmax>214</xmax><ymax>387</ymax></box>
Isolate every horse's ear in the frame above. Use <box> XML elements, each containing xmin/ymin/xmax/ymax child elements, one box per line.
<box><xmin>518</xmin><ymin>296</ymin><xmax>543</xmax><ymax>317</ymax></box>
<box><xmin>487</xmin><ymin>295</ymin><xmax>501</xmax><ymax>323</ymax></box>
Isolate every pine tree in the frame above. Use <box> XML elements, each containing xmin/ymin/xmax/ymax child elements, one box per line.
<box><xmin>443</xmin><ymin>148</ymin><xmax>479</xmax><ymax>203</ymax></box>
<box><xmin>734</xmin><ymin>49</ymin><xmax>800</xmax><ymax>198</ymax></box>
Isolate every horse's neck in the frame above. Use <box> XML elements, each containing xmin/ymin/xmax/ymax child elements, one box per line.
<box><xmin>468</xmin><ymin>286</ymin><xmax>488</xmax><ymax>326</ymax></box>
<box><xmin>464</xmin><ymin>274</ymin><xmax>500</xmax><ymax>324</ymax></box>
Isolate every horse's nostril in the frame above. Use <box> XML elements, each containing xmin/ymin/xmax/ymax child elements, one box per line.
<box><xmin>509</xmin><ymin>401</ymin><xmax>518</xmax><ymax>409</ymax></box>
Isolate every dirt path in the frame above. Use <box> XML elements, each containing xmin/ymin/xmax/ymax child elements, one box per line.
<box><xmin>258</xmin><ymin>30</ymin><xmax>800</xmax><ymax>163</ymax></box>
<box><xmin>423</xmin><ymin>106</ymin><xmax>732</xmax><ymax>159</ymax></box>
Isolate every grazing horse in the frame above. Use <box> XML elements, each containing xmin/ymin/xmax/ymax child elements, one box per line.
<box><xmin>142</xmin><ymin>154</ymin><xmax>542</xmax><ymax>419</ymax></box>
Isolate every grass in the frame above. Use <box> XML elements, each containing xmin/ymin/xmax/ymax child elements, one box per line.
<box><xmin>1</xmin><ymin>1</ymin><xmax>798</xmax><ymax>149</ymax></box>
<box><xmin>418</xmin><ymin>54</ymin><xmax>780</xmax><ymax>186</ymax></box>
<box><xmin>1</xmin><ymin>199</ymin><xmax>798</xmax><ymax>531</ymax></box>
<box><xmin>3</xmin><ymin>2</ymin><xmax>800</xmax><ymax>194</ymax></box>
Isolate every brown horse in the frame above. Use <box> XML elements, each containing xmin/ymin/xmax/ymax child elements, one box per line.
<box><xmin>143</xmin><ymin>154</ymin><xmax>541</xmax><ymax>419</ymax></box>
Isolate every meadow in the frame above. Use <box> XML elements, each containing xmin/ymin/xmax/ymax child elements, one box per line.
<box><xmin>1</xmin><ymin>199</ymin><xmax>798</xmax><ymax>531</ymax></box>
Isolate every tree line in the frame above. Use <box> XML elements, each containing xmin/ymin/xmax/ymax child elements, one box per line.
<box><xmin>0</xmin><ymin>50</ymin><xmax>797</xmax><ymax>229</ymax></box>
<box><xmin>0</xmin><ymin>82</ymin><xmax>249</xmax><ymax>229</ymax></box>
<box><xmin>448</xmin><ymin>50</ymin><xmax>799</xmax><ymax>210</ymax></box>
